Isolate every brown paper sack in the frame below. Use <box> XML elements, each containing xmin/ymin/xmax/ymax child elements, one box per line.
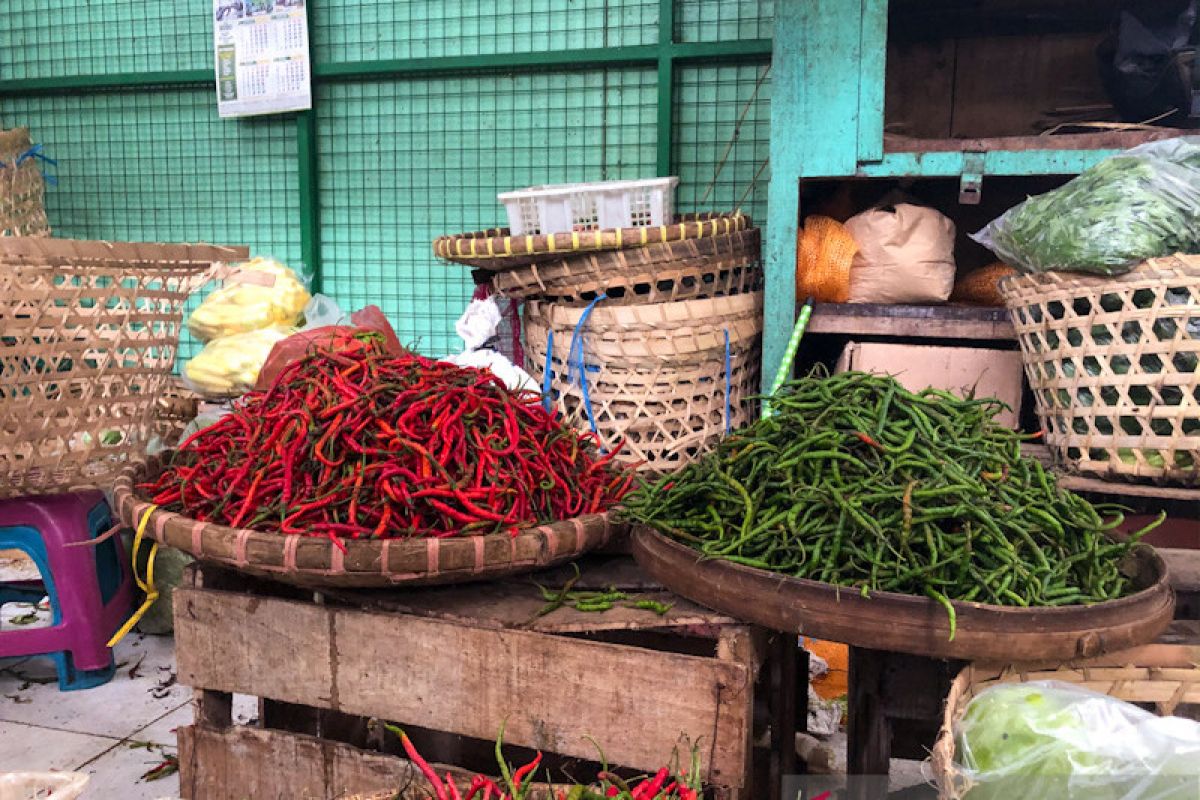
<box><xmin>844</xmin><ymin>203</ymin><xmax>956</xmax><ymax>304</ymax></box>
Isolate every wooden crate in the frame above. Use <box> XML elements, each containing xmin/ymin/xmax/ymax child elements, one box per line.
<box><xmin>173</xmin><ymin>557</ymin><xmax>797</xmax><ymax>800</ymax></box>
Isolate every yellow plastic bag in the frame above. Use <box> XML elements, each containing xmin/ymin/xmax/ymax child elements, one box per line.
<box><xmin>796</xmin><ymin>216</ymin><xmax>857</xmax><ymax>303</ymax></box>
<box><xmin>188</xmin><ymin>257</ymin><xmax>310</xmax><ymax>342</ymax></box>
<box><xmin>182</xmin><ymin>325</ymin><xmax>295</xmax><ymax>398</ymax></box>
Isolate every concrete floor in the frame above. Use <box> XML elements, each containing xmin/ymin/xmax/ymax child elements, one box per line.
<box><xmin>0</xmin><ymin>598</ymin><xmax>187</xmax><ymax>800</ymax></box>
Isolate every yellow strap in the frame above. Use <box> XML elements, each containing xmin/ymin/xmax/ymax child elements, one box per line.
<box><xmin>570</xmin><ymin>231</ymin><xmax>580</xmax><ymax>250</ymax></box>
<box><xmin>107</xmin><ymin>505</ymin><xmax>160</xmax><ymax>648</ymax></box>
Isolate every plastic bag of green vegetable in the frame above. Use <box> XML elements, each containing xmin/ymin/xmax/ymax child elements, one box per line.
<box><xmin>953</xmin><ymin>681</ymin><xmax>1200</xmax><ymax>799</ymax></box>
<box><xmin>973</xmin><ymin>137</ymin><xmax>1200</xmax><ymax>276</ymax></box>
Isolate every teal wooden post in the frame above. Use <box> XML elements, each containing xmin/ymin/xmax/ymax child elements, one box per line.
<box><xmin>762</xmin><ymin>0</ymin><xmax>866</xmax><ymax>392</ymax></box>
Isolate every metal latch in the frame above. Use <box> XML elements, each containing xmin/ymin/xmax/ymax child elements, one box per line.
<box><xmin>960</xmin><ymin>151</ymin><xmax>985</xmax><ymax>205</ymax></box>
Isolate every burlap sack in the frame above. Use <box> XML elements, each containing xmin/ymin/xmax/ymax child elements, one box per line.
<box><xmin>845</xmin><ymin>203</ymin><xmax>956</xmax><ymax>304</ymax></box>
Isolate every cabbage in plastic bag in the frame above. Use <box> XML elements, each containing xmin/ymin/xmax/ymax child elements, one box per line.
<box><xmin>953</xmin><ymin>681</ymin><xmax>1200</xmax><ymax>799</ymax></box>
<box><xmin>973</xmin><ymin>137</ymin><xmax>1200</xmax><ymax>276</ymax></box>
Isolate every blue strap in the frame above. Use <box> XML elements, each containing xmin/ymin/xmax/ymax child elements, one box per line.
<box><xmin>5</xmin><ymin>144</ymin><xmax>59</xmax><ymax>185</ymax></box>
<box><xmin>724</xmin><ymin>328</ymin><xmax>732</xmax><ymax>434</ymax></box>
<box><xmin>541</xmin><ymin>329</ymin><xmax>554</xmax><ymax>413</ymax></box>
<box><xmin>568</xmin><ymin>293</ymin><xmax>607</xmax><ymax>442</ymax></box>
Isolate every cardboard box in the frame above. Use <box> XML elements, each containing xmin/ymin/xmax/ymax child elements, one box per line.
<box><xmin>835</xmin><ymin>341</ymin><xmax>1024</xmax><ymax>427</ymax></box>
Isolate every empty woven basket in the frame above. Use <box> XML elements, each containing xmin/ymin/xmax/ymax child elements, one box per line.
<box><xmin>525</xmin><ymin>293</ymin><xmax>762</xmax><ymax>473</ymax></box>
<box><xmin>999</xmin><ymin>254</ymin><xmax>1199</xmax><ymax>485</ymax></box>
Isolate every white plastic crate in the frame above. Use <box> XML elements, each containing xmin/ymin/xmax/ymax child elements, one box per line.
<box><xmin>498</xmin><ymin>177</ymin><xmax>679</xmax><ymax>236</ymax></box>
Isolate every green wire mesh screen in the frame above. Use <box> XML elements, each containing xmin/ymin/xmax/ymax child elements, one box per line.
<box><xmin>318</xmin><ymin>68</ymin><xmax>657</xmax><ymax>355</ymax></box>
<box><xmin>0</xmin><ymin>0</ymin><xmax>213</xmax><ymax>78</ymax></box>
<box><xmin>2</xmin><ymin>0</ymin><xmax>771</xmax><ymax>359</ymax></box>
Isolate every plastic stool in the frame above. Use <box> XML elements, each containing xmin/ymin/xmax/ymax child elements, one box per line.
<box><xmin>0</xmin><ymin>491</ymin><xmax>134</xmax><ymax>690</ymax></box>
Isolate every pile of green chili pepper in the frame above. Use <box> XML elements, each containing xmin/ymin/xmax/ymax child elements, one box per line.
<box><xmin>139</xmin><ymin>332</ymin><xmax>635</xmax><ymax>544</ymax></box>
<box><xmin>623</xmin><ymin>371</ymin><xmax>1165</xmax><ymax>639</ymax></box>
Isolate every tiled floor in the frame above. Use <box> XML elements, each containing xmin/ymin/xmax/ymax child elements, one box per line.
<box><xmin>0</xmin><ymin>630</ymin><xmax>187</xmax><ymax>800</ymax></box>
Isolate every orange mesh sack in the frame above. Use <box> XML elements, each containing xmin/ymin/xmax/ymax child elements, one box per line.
<box><xmin>796</xmin><ymin>215</ymin><xmax>856</xmax><ymax>303</ymax></box>
<box><xmin>950</xmin><ymin>262</ymin><xmax>1017</xmax><ymax>306</ymax></box>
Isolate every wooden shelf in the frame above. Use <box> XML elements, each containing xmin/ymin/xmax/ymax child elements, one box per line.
<box><xmin>1021</xmin><ymin>444</ymin><xmax>1200</xmax><ymax>502</ymax></box>
<box><xmin>805</xmin><ymin>302</ymin><xmax>1015</xmax><ymax>341</ymax></box>
<box><xmin>884</xmin><ymin>129</ymin><xmax>1191</xmax><ymax>156</ymax></box>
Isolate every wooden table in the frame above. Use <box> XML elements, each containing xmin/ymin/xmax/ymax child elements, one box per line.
<box><xmin>174</xmin><ymin>555</ymin><xmax>798</xmax><ymax>800</ymax></box>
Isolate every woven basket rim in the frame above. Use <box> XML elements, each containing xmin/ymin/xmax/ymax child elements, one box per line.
<box><xmin>492</xmin><ymin>227</ymin><xmax>762</xmax><ymax>301</ymax></box>
<box><xmin>112</xmin><ymin>455</ymin><xmax>623</xmax><ymax>588</ymax></box>
<box><xmin>433</xmin><ymin>212</ymin><xmax>750</xmax><ymax>269</ymax></box>
<box><xmin>998</xmin><ymin>253</ymin><xmax>1200</xmax><ymax>294</ymax></box>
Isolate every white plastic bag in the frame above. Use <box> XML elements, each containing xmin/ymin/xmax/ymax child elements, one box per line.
<box><xmin>443</xmin><ymin>296</ymin><xmax>537</xmax><ymax>392</ymax></box>
<box><xmin>952</xmin><ymin>681</ymin><xmax>1200</xmax><ymax>799</ymax></box>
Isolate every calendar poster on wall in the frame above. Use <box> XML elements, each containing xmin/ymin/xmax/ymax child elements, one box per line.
<box><xmin>213</xmin><ymin>0</ymin><xmax>312</xmax><ymax>118</ymax></box>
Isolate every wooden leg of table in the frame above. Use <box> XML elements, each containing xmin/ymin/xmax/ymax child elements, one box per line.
<box><xmin>768</xmin><ymin>634</ymin><xmax>798</xmax><ymax>800</ymax></box>
<box><xmin>847</xmin><ymin>646</ymin><xmax>890</xmax><ymax>800</ymax></box>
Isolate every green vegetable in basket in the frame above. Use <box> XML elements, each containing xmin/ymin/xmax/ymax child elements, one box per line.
<box><xmin>973</xmin><ymin>137</ymin><xmax>1200</xmax><ymax>275</ymax></box>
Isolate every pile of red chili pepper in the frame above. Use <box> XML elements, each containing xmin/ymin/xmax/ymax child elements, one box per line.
<box><xmin>139</xmin><ymin>332</ymin><xmax>635</xmax><ymax>544</ymax></box>
<box><xmin>394</xmin><ymin>724</ymin><xmax>702</xmax><ymax>800</ymax></box>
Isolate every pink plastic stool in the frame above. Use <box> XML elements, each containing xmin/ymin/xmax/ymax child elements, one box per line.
<box><xmin>0</xmin><ymin>491</ymin><xmax>134</xmax><ymax>690</ymax></box>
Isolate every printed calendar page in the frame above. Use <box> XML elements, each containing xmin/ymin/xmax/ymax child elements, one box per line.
<box><xmin>214</xmin><ymin>0</ymin><xmax>312</xmax><ymax>118</ymax></box>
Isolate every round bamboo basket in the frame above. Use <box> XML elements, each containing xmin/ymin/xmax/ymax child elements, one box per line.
<box><xmin>524</xmin><ymin>293</ymin><xmax>762</xmax><ymax>473</ymax></box>
<box><xmin>433</xmin><ymin>212</ymin><xmax>750</xmax><ymax>270</ymax></box>
<box><xmin>931</xmin><ymin>657</ymin><xmax>1200</xmax><ymax>799</ymax></box>
<box><xmin>113</xmin><ymin>456</ymin><xmax>624</xmax><ymax>589</ymax></box>
<box><xmin>1000</xmin><ymin>254</ymin><xmax>1200</xmax><ymax>485</ymax></box>
<box><xmin>493</xmin><ymin>228</ymin><xmax>761</xmax><ymax>305</ymax></box>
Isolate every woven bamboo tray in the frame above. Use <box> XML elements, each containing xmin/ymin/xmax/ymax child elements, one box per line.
<box><xmin>931</xmin><ymin>649</ymin><xmax>1200</xmax><ymax>800</ymax></box>
<box><xmin>433</xmin><ymin>212</ymin><xmax>750</xmax><ymax>270</ymax></box>
<box><xmin>1000</xmin><ymin>254</ymin><xmax>1200</xmax><ymax>485</ymax></box>
<box><xmin>0</xmin><ymin>238</ymin><xmax>244</xmax><ymax>498</ymax></box>
<box><xmin>113</xmin><ymin>455</ymin><xmax>624</xmax><ymax>588</ymax></box>
<box><xmin>493</xmin><ymin>227</ymin><xmax>762</xmax><ymax>305</ymax></box>
<box><xmin>0</xmin><ymin>128</ymin><xmax>49</xmax><ymax>238</ymax></box>
<box><xmin>525</xmin><ymin>293</ymin><xmax>762</xmax><ymax>472</ymax></box>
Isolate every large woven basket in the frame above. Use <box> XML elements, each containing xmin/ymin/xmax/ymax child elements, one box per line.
<box><xmin>0</xmin><ymin>129</ymin><xmax>49</xmax><ymax>239</ymax></box>
<box><xmin>931</xmin><ymin>649</ymin><xmax>1200</xmax><ymax>800</ymax></box>
<box><xmin>493</xmin><ymin>228</ymin><xmax>762</xmax><ymax>305</ymax></box>
<box><xmin>0</xmin><ymin>239</ymin><xmax>244</xmax><ymax>498</ymax></box>
<box><xmin>433</xmin><ymin>212</ymin><xmax>750</xmax><ymax>270</ymax></box>
<box><xmin>113</xmin><ymin>455</ymin><xmax>624</xmax><ymax>588</ymax></box>
<box><xmin>1000</xmin><ymin>254</ymin><xmax>1200</xmax><ymax>485</ymax></box>
<box><xmin>525</xmin><ymin>293</ymin><xmax>762</xmax><ymax>473</ymax></box>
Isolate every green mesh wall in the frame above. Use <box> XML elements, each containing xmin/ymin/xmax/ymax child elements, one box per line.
<box><xmin>0</xmin><ymin>1</ymin><xmax>212</xmax><ymax>78</ymax></box>
<box><xmin>1</xmin><ymin>1</ymin><xmax>771</xmax><ymax>359</ymax></box>
<box><xmin>675</xmin><ymin>61</ymin><xmax>772</xmax><ymax>230</ymax></box>
<box><xmin>318</xmin><ymin>69</ymin><xmax>656</xmax><ymax>355</ymax></box>
<box><xmin>313</xmin><ymin>0</ymin><xmax>659</xmax><ymax>63</ymax></box>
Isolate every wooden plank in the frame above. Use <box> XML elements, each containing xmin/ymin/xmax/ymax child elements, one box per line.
<box><xmin>884</xmin><ymin>38</ymin><xmax>955</xmax><ymax>139</ymax></box>
<box><xmin>856</xmin><ymin>0</ymin><xmax>889</xmax><ymax>162</ymax></box>
<box><xmin>179</xmin><ymin>724</ymin><xmax>420</xmax><ymax>800</ymax></box>
<box><xmin>1161</xmin><ymin>549</ymin><xmax>1200</xmax><ymax>593</ymax></box>
<box><xmin>1054</xmin><ymin>475</ymin><xmax>1200</xmax><ymax>503</ymax></box>
<box><xmin>846</xmin><ymin>647</ymin><xmax>890</xmax><ymax>799</ymax></box>
<box><xmin>174</xmin><ymin>587</ymin><xmax>751</xmax><ymax>784</ymax></box>
<box><xmin>884</xmin><ymin>128</ymin><xmax>1191</xmax><ymax>155</ymax></box>
<box><xmin>805</xmin><ymin>302</ymin><xmax>1015</xmax><ymax>340</ymax></box>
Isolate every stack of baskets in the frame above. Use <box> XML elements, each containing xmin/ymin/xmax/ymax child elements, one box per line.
<box><xmin>435</xmin><ymin>196</ymin><xmax>763</xmax><ymax>474</ymax></box>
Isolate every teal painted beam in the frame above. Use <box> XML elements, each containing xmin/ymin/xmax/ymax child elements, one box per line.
<box><xmin>0</xmin><ymin>69</ymin><xmax>212</xmax><ymax>95</ymax></box>
<box><xmin>854</xmin><ymin>147</ymin><xmax>1122</xmax><ymax>178</ymax></box>
<box><xmin>762</xmin><ymin>0</ymin><xmax>865</xmax><ymax>392</ymax></box>
<box><xmin>296</xmin><ymin>0</ymin><xmax>321</xmax><ymax>295</ymax></box>
<box><xmin>856</xmin><ymin>0</ymin><xmax>888</xmax><ymax>163</ymax></box>
<box><xmin>0</xmin><ymin>41</ymin><xmax>773</xmax><ymax>97</ymax></box>
<box><xmin>656</xmin><ymin>0</ymin><xmax>675</xmax><ymax>177</ymax></box>
<box><xmin>315</xmin><ymin>46</ymin><xmax>660</xmax><ymax>80</ymax></box>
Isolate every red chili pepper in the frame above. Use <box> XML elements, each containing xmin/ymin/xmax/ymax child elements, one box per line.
<box><xmin>854</xmin><ymin>431</ymin><xmax>884</xmax><ymax>450</ymax></box>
